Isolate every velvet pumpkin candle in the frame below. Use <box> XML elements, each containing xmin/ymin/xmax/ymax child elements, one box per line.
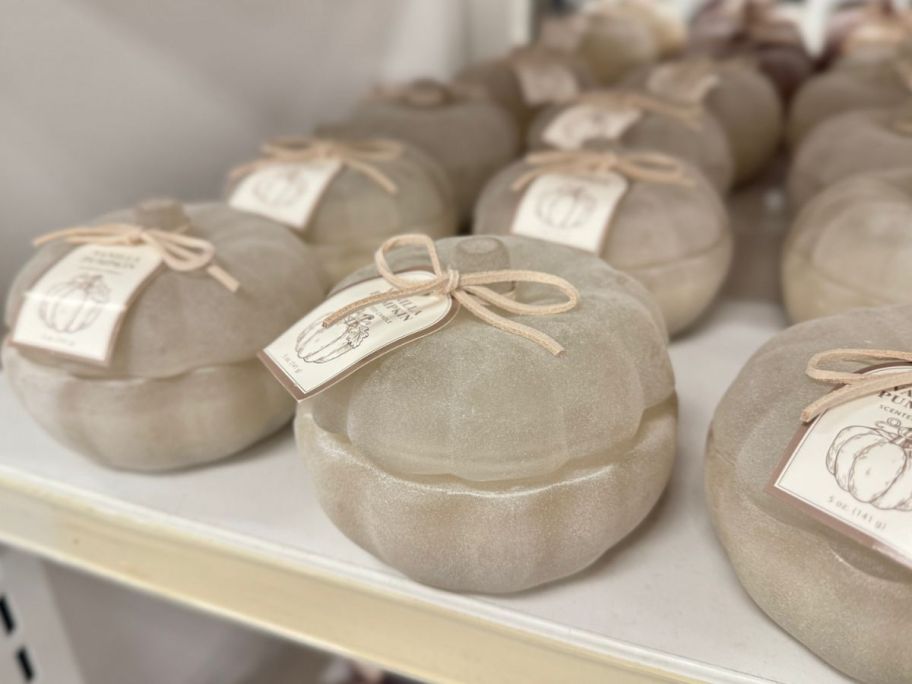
<box><xmin>787</xmin><ymin>104</ymin><xmax>912</xmax><ymax>208</ymax></box>
<box><xmin>294</xmin><ymin>234</ymin><xmax>676</xmax><ymax>593</ymax></box>
<box><xmin>707</xmin><ymin>313</ymin><xmax>912</xmax><ymax>684</ymax></box>
<box><xmin>540</xmin><ymin>0</ymin><xmax>685</xmax><ymax>85</ymax></box>
<box><xmin>627</xmin><ymin>57</ymin><xmax>782</xmax><ymax>185</ymax></box>
<box><xmin>3</xmin><ymin>199</ymin><xmax>325</xmax><ymax>471</ymax></box>
<box><xmin>787</xmin><ymin>52</ymin><xmax>912</xmax><ymax>148</ymax></box>
<box><xmin>473</xmin><ymin>148</ymin><xmax>731</xmax><ymax>335</ymax></box>
<box><xmin>782</xmin><ymin>167</ymin><xmax>912</xmax><ymax>322</ymax></box>
<box><xmin>227</xmin><ymin>136</ymin><xmax>458</xmax><ymax>285</ymax></box>
<box><xmin>688</xmin><ymin>0</ymin><xmax>815</xmax><ymax>103</ymax></box>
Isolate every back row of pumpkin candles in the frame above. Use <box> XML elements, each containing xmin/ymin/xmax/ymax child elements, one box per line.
<box><xmin>5</xmin><ymin>2</ymin><xmax>912</xmax><ymax>682</ymax></box>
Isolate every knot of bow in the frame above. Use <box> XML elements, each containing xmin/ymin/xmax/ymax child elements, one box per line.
<box><xmin>321</xmin><ymin>234</ymin><xmax>581</xmax><ymax>356</ymax></box>
<box><xmin>511</xmin><ymin>149</ymin><xmax>693</xmax><ymax>191</ymax></box>
<box><xmin>230</xmin><ymin>136</ymin><xmax>402</xmax><ymax>194</ymax></box>
<box><xmin>802</xmin><ymin>349</ymin><xmax>912</xmax><ymax>422</ymax></box>
<box><xmin>33</xmin><ymin>223</ymin><xmax>239</xmax><ymax>292</ymax></box>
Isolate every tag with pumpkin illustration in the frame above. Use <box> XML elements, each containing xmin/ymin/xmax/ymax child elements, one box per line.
<box><xmin>11</xmin><ymin>244</ymin><xmax>163</xmax><ymax>365</ymax></box>
<box><xmin>769</xmin><ymin>364</ymin><xmax>912</xmax><ymax>568</ymax></box>
<box><xmin>259</xmin><ymin>270</ymin><xmax>457</xmax><ymax>401</ymax></box>
<box><xmin>229</xmin><ymin>159</ymin><xmax>342</xmax><ymax>230</ymax></box>
<box><xmin>511</xmin><ymin>172</ymin><xmax>629</xmax><ymax>254</ymax></box>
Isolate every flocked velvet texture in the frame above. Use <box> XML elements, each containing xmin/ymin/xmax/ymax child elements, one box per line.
<box><xmin>787</xmin><ymin>59</ymin><xmax>910</xmax><ymax>148</ymax></box>
<box><xmin>473</xmin><ymin>156</ymin><xmax>732</xmax><ymax>336</ymax></box>
<box><xmin>454</xmin><ymin>47</ymin><xmax>597</xmax><ymax>133</ymax></box>
<box><xmin>228</xmin><ymin>141</ymin><xmax>458</xmax><ymax>286</ymax></box>
<box><xmin>296</xmin><ymin>236</ymin><xmax>677</xmax><ymax>593</ymax></box>
<box><xmin>706</xmin><ymin>305</ymin><xmax>912</xmax><ymax>684</ymax></box>
<box><xmin>320</xmin><ymin>96</ymin><xmax>520</xmax><ymax>222</ymax></box>
<box><xmin>4</xmin><ymin>202</ymin><xmax>325</xmax><ymax>470</ymax></box>
<box><xmin>527</xmin><ymin>92</ymin><xmax>735</xmax><ymax>193</ymax></box>
<box><xmin>627</xmin><ymin>59</ymin><xmax>783</xmax><ymax>185</ymax></box>
<box><xmin>782</xmin><ymin>168</ymin><xmax>912</xmax><ymax>323</ymax></box>
<box><xmin>787</xmin><ymin>106</ymin><xmax>912</xmax><ymax>209</ymax></box>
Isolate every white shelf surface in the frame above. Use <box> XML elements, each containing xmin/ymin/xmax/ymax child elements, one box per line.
<box><xmin>0</xmin><ymin>296</ymin><xmax>853</xmax><ymax>684</ymax></box>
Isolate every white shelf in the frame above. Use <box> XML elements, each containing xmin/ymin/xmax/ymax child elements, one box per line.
<box><xmin>0</xmin><ymin>293</ymin><xmax>854</xmax><ymax>684</ymax></box>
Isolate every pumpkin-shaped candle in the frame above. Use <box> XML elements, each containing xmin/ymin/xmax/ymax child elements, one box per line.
<box><xmin>295</xmin><ymin>235</ymin><xmax>676</xmax><ymax>593</ymax></box>
<box><xmin>4</xmin><ymin>198</ymin><xmax>325</xmax><ymax>471</ymax></box>
<box><xmin>707</xmin><ymin>313</ymin><xmax>912</xmax><ymax>684</ymax></box>
<box><xmin>474</xmin><ymin>149</ymin><xmax>732</xmax><ymax>335</ymax></box>
<box><xmin>227</xmin><ymin>136</ymin><xmax>458</xmax><ymax>285</ymax></box>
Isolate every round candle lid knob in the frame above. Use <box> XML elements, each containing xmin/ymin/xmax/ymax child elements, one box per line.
<box><xmin>451</xmin><ymin>236</ymin><xmax>511</xmax><ymax>293</ymax></box>
<box><xmin>134</xmin><ymin>198</ymin><xmax>189</xmax><ymax>230</ymax></box>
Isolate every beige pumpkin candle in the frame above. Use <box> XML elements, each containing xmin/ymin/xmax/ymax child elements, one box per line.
<box><xmin>289</xmin><ymin>234</ymin><xmax>676</xmax><ymax>593</ymax></box>
<box><xmin>628</xmin><ymin>57</ymin><xmax>783</xmax><ymax>185</ymax></box>
<box><xmin>787</xmin><ymin>51</ymin><xmax>912</xmax><ymax>148</ymax></box>
<box><xmin>227</xmin><ymin>136</ymin><xmax>458</xmax><ymax>285</ymax></box>
<box><xmin>787</xmin><ymin>104</ymin><xmax>912</xmax><ymax>208</ymax></box>
<box><xmin>707</xmin><ymin>317</ymin><xmax>912</xmax><ymax>684</ymax></box>
<box><xmin>473</xmin><ymin>149</ymin><xmax>731</xmax><ymax>335</ymax></box>
<box><xmin>540</xmin><ymin>0</ymin><xmax>685</xmax><ymax>85</ymax></box>
<box><xmin>527</xmin><ymin>89</ymin><xmax>735</xmax><ymax>193</ymax></box>
<box><xmin>454</xmin><ymin>45</ymin><xmax>596</xmax><ymax>133</ymax></box>
<box><xmin>782</xmin><ymin>167</ymin><xmax>912</xmax><ymax>323</ymax></box>
<box><xmin>687</xmin><ymin>0</ymin><xmax>815</xmax><ymax>104</ymax></box>
<box><xmin>319</xmin><ymin>79</ymin><xmax>520</xmax><ymax>222</ymax></box>
<box><xmin>3</xmin><ymin>199</ymin><xmax>326</xmax><ymax>471</ymax></box>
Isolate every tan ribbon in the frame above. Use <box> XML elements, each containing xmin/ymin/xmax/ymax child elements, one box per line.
<box><xmin>33</xmin><ymin>223</ymin><xmax>240</xmax><ymax>292</ymax></box>
<box><xmin>577</xmin><ymin>91</ymin><xmax>704</xmax><ymax>130</ymax></box>
<box><xmin>511</xmin><ymin>149</ymin><xmax>693</xmax><ymax>192</ymax></box>
<box><xmin>801</xmin><ymin>349</ymin><xmax>912</xmax><ymax>422</ymax></box>
<box><xmin>321</xmin><ymin>234</ymin><xmax>580</xmax><ymax>356</ymax></box>
<box><xmin>230</xmin><ymin>136</ymin><xmax>402</xmax><ymax>194</ymax></box>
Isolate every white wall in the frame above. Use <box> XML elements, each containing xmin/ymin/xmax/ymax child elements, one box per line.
<box><xmin>0</xmin><ymin>0</ymin><xmax>522</xmax><ymax>308</ymax></box>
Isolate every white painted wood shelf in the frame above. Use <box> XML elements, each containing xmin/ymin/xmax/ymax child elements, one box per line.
<box><xmin>0</xmin><ymin>295</ymin><xmax>854</xmax><ymax>684</ymax></box>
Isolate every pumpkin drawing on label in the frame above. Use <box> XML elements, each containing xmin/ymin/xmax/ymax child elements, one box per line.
<box><xmin>296</xmin><ymin>312</ymin><xmax>375</xmax><ymax>364</ymax></box>
<box><xmin>38</xmin><ymin>273</ymin><xmax>111</xmax><ymax>334</ymax></box>
<box><xmin>535</xmin><ymin>183</ymin><xmax>597</xmax><ymax>230</ymax></box>
<box><xmin>827</xmin><ymin>417</ymin><xmax>912</xmax><ymax>510</ymax></box>
<box><xmin>252</xmin><ymin>168</ymin><xmax>310</xmax><ymax>207</ymax></box>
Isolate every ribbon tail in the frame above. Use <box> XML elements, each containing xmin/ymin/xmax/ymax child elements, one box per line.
<box><xmin>456</xmin><ymin>292</ymin><xmax>565</xmax><ymax>356</ymax></box>
<box><xmin>207</xmin><ymin>264</ymin><xmax>240</xmax><ymax>292</ymax></box>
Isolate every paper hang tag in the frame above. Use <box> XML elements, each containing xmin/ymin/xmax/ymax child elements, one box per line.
<box><xmin>510</xmin><ymin>172</ymin><xmax>629</xmax><ymax>255</ymax></box>
<box><xmin>646</xmin><ymin>64</ymin><xmax>720</xmax><ymax>105</ymax></box>
<box><xmin>513</xmin><ymin>59</ymin><xmax>580</xmax><ymax>107</ymax></box>
<box><xmin>229</xmin><ymin>159</ymin><xmax>342</xmax><ymax>230</ymax></box>
<box><xmin>259</xmin><ymin>270</ymin><xmax>458</xmax><ymax>402</ymax></box>
<box><xmin>542</xmin><ymin>104</ymin><xmax>642</xmax><ymax>150</ymax></box>
<box><xmin>10</xmin><ymin>244</ymin><xmax>163</xmax><ymax>365</ymax></box>
<box><xmin>769</xmin><ymin>364</ymin><xmax>912</xmax><ymax>570</ymax></box>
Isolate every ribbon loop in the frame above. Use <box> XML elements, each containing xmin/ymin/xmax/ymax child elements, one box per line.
<box><xmin>33</xmin><ymin>223</ymin><xmax>239</xmax><ymax>292</ymax></box>
<box><xmin>512</xmin><ymin>149</ymin><xmax>693</xmax><ymax>192</ymax></box>
<box><xmin>320</xmin><ymin>234</ymin><xmax>580</xmax><ymax>356</ymax></box>
<box><xmin>801</xmin><ymin>348</ymin><xmax>912</xmax><ymax>422</ymax></box>
<box><xmin>231</xmin><ymin>136</ymin><xmax>402</xmax><ymax>194</ymax></box>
